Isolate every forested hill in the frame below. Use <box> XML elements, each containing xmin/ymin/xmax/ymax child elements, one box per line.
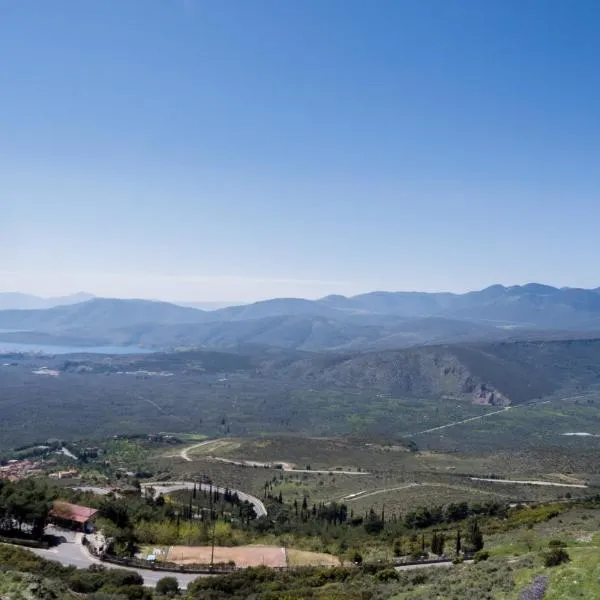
<box><xmin>256</xmin><ymin>338</ymin><xmax>600</xmax><ymax>405</ymax></box>
<box><xmin>2</xmin><ymin>338</ymin><xmax>600</xmax><ymax>450</ymax></box>
<box><xmin>27</xmin><ymin>337</ymin><xmax>600</xmax><ymax>406</ymax></box>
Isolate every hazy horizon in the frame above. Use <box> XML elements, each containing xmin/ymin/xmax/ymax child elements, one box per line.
<box><xmin>2</xmin><ymin>278</ymin><xmax>599</xmax><ymax>307</ymax></box>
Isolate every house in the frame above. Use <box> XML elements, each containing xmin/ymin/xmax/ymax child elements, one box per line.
<box><xmin>49</xmin><ymin>469</ymin><xmax>79</xmax><ymax>480</ymax></box>
<box><xmin>49</xmin><ymin>501</ymin><xmax>99</xmax><ymax>532</ymax></box>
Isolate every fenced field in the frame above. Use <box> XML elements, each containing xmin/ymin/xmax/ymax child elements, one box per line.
<box><xmin>166</xmin><ymin>545</ymin><xmax>287</xmax><ymax>567</ymax></box>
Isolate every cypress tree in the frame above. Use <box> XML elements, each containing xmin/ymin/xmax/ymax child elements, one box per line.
<box><xmin>466</xmin><ymin>518</ymin><xmax>484</xmax><ymax>552</ymax></box>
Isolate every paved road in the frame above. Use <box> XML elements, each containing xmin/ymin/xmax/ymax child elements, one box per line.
<box><xmin>470</xmin><ymin>477</ymin><xmax>588</xmax><ymax>488</ymax></box>
<box><xmin>141</xmin><ymin>481</ymin><xmax>267</xmax><ymax>518</ymax></box>
<box><xmin>30</xmin><ymin>527</ymin><xmax>202</xmax><ymax>588</ymax></box>
<box><xmin>406</xmin><ymin>393</ymin><xmax>600</xmax><ymax>438</ymax></box>
<box><xmin>408</xmin><ymin>407</ymin><xmax>511</xmax><ymax>436</ymax></box>
<box><xmin>72</xmin><ymin>486</ymin><xmax>112</xmax><ymax>496</ymax></box>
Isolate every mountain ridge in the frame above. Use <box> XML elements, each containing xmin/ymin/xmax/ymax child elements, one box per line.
<box><xmin>0</xmin><ymin>291</ymin><xmax>94</xmax><ymax>310</ymax></box>
<box><xmin>3</xmin><ymin>283</ymin><xmax>600</xmax><ymax>351</ymax></box>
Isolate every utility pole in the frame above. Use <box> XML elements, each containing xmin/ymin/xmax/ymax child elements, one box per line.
<box><xmin>210</xmin><ymin>516</ymin><xmax>217</xmax><ymax>571</ymax></box>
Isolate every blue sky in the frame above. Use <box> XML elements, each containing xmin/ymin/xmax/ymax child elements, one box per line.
<box><xmin>2</xmin><ymin>0</ymin><xmax>600</xmax><ymax>301</ymax></box>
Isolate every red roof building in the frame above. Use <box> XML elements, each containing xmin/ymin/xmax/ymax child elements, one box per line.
<box><xmin>49</xmin><ymin>501</ymin><xmax>99</xmax><ymax>530</ymax></box>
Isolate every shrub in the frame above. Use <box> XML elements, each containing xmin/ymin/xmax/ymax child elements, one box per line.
<box><xmin>474</xmin><ymin>550</ymin><xmax>490</xmax><ymax>563</ymax></box>
<box><xmin>156</xmin><ymin>576</ymin><xmax>180</xmax><ymax>596</ymax></box>
<box><xmin>375</xmin><ymin>568</ymin><xmax>399</xmax><ymax>582</ymax></box>
<box><xmin>548</xmin><ymin>539</ymin><xmax>566</xmax><ymax>548</ymax></box>
<box><xmin>68</xmin><ymin>572</ymin><xmax>104</xmax><ymax>594</ymax></box>
<box><xmin>543</xmin><ymin>548</ymin><xmax>570</xmax><ymax>567</ymax></box>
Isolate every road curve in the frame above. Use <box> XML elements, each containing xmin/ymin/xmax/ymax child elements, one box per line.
<box><xmin>29</xmin><ymin>528</ymin><xmax>202</xmax><ymax>589</ymax></box>
<box><xmin>141</xmin><ymin>481</ymin><xmax>267</xmax><ymax>518</ymax></box>
<box><xmin>26</xmin><ymin>473</ymin><xmax>268</xmax><ymax>589</ymax></box>
<box><xmin>180</xmin><ymin>439</ymin><xmax>217</xmax><ymax>462</ymax></box>
<box><xmin>178</xmin><ymin>439</ymin><xmax>369</xmax><ymax>475</ymax></box>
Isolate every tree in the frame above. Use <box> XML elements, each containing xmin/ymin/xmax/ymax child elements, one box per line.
<box><xmin>364</xmin><ymin>508</ymin><xmax>384</xmax><ymax>535</ymax></box>
<box><xmin>408</xmin><ymin>535</ymin><xmax>422</xmax><ymax>559</ymax></box>
<box><xmin>543</xmin><ymin>547</ymin><xmax>570</xmax><ymax>567</ymax></box>
<box><xmin>465</xmin><ymin>518</ymin><xmax>484</xmax><ymax>553</ymax></box>
<box><xmin>431</xmin><ymin>531</ymin><xmax>445</xmax><ymax>556</ymax></box>
<box><xmin>455</xmin><ymin>529</ymin><xmax>462</xmax><ymax>555</ymax></box>
<box><xmin>156</xmin><ymin>576</ymin><xmax>180</xmax><ymax>596</ymax></box>
<box><xmin>393</xmin><ymin>538</ymin><xmax>403</xmax><ymax>557</ymax></box>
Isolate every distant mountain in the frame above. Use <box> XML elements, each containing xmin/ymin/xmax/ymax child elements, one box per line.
<box><xmin>3</xmin><ymin>284</ymin><xmax>600</xmax><ymax>351</ymax></box>
<box><xmin>322</xmin><ymin>284</ymin><xmax>600</xmax><ymax>326</ymax></box>
<box><xmin>0</xmin><ymin>292</ymin><xmax>94</xmax><ymax>310</ymax></box>
<box><xmin>176</xmin><ymin>301</ymin><xmax>241</xmax><ymax>310</ymax></box>
<box><xmin>211</xmin><ymin>298</ymin><xmax>346</xmax><ymax>322</ymax></box>
<box><xmin>0</xmin><ymin>298</ymin><xmax>209</xmax><ymax>331</ymax></box>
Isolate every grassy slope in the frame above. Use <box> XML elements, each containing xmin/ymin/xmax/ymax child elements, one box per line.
<box><xmin>386</xmin><ymin>504</ymin><xmax>600</xmax><ymax>599</ymax></box>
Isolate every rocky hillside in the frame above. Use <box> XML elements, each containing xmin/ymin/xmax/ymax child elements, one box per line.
<box><xmin>259</xmin><ymin>338</ymin><xmax>600</xmax><ymax>405</ymax></box>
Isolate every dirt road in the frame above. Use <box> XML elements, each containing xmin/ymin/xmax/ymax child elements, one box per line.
<box><xmin>179</xmin><ymin>439</ymin><xmax>217</xmax><ymax>462</ymax></box>
<box><xmin>210</xmin><ymin>455</ymin><xmax>370</xmax><ymax>475</ymax></box>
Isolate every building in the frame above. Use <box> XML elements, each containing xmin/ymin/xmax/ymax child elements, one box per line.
<box><xmin>49</xmin><ymin>469</ymin><xmax>79</xmax><ymax>480</ymax></box>
<box><xmin>0</xmin><ymin>460</ymin><xmax>43</xmax><ymax>481</ymax></box>
<box><xmin>49</xmin><ymin>501</ymin><xmax>99</xmax><ymax>532</ymax></box>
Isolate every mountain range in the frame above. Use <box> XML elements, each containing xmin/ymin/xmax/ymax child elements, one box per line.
<box><xmin>0</xmin><ymin>292</ymin><xmax>94</xmax><ymax>310</ymax></box>
<box><xmin>3</xmin><ymin>283</ymin><xmax>600</xmax><ymax>351</ymax></box>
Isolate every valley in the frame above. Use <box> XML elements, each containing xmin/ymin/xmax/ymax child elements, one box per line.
<box><xmin>3</xmin><ymin>291</ymin><xmax>600</xmax><ymax>598</ymax></box>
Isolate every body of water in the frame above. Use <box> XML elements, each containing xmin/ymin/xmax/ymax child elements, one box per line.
<box><xmin>0</xmin><ymin>342</ymin><xmax>153</xmax><ymax>355</ymax></box>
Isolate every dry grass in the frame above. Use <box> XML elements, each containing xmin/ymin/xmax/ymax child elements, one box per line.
<box><xmin>286</xmin><ymin>549</ymin><xmax>340</xmax><ymax>567</ymax></box>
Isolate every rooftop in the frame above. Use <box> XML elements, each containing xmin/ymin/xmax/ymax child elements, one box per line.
<box><xmin>50</xmin><ymin>501</ymin><xmax>99</xmax><ymax>524</ymax></box>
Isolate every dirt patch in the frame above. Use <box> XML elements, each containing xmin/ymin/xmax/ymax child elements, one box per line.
<box><xmin>166</xmin><ymin>545</ymin><xmax>287</xmax><ymax>568</ymax></box>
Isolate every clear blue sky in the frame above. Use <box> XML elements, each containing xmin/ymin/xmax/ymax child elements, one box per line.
<box><xmin>2</xmin><ymin>0</ymin><xmax>600</xmax><ymax>301</ymax></box>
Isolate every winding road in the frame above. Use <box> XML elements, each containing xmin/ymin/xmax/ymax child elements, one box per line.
<box><xmin>26</xmin><ymin>473</ymin><xmax>267</xmax><ymax>589</ymax></box>
<box><xmin>179</xmin><ymin>439</ymin><xmax>369</xmax><ymax>476</ymax></box>
<box><xmin>141</xmin><ymin>481</ymin><xmax>267</xmax><ymax>518</ymax></box>
<box><xmin>31</xmin><ymin>527</ymin><xmax>202</xmax><ymax>589</ymax></box>
<box><xmin>179</xmin><ymin>439</ymin><xmax>218</xmax><ymax>462</ymax></box>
